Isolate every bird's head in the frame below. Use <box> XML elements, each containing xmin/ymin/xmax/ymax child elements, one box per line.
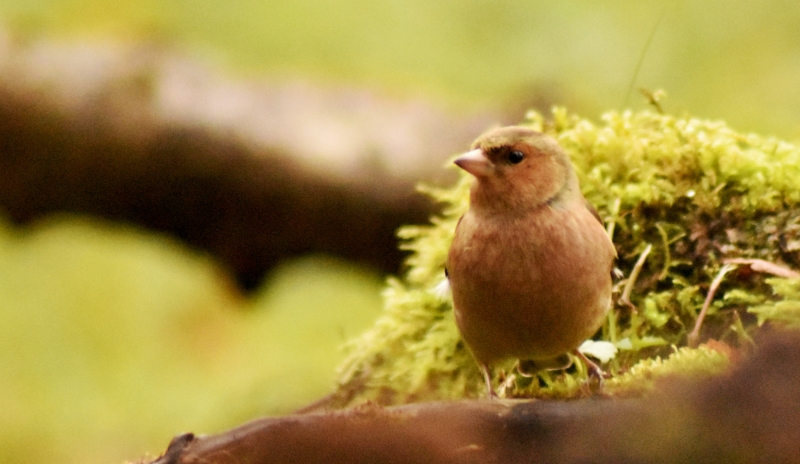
<box><xmin>454</xmin><ymin>126</ymin><xmax>577</xmax><ymax>214</ymax></box>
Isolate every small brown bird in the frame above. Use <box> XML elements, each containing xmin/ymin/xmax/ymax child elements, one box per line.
<box><xmin>446</xmin><ymin>126</ymin><xmax>616</xmax><ymax>397</ymax></box>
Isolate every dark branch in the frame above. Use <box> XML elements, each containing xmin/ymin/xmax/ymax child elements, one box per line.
<box><xmin>151</xmin><ymin>329</ymin><xmax>800</xmax><ymax>463</ymax></box>
<box><xmin>0</xmin><ymin>35</ymin><xmax>514</xmax><ymax>291</ymax></box>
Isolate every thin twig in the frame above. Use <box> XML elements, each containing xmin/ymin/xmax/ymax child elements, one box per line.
<box><xmin>619</xmin><ymin>243</ymin><xmax>653</xmax><ymax>313</ymax></box>
<box><xmin>622</xmin><ymin>4</ymin><xmax>669</xmax><ymax>109</ymax></box>
<box><xmin>655</xmin><ymin>223</ymin><xmax>671</xmax><ymax>280</ymax></box>
<box><xmin>723</xmin><ymin>258</ymin><xmax>800</xmax><ymax>279</ymax></box>
<box><xmin>688</xmin><ymin>264</ymin><xmax>737</xmax><ymax>348</ymax></box>
<box><xmin>655</xmin><ymin>222</ymin><xmax>685</xmax><ymax>280</ymax></box>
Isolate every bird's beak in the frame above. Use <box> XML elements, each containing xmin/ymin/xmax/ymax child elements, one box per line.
<box><xmin>454</xmin><ymin>149</ymin><xmax>493</xmax><ymax>177</ymax></box>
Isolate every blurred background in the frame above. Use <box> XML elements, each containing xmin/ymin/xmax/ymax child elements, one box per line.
<box><xmin>0</xmin><ymin>1</ymin><xmax>798</xmax><ymax>463</ymax></box>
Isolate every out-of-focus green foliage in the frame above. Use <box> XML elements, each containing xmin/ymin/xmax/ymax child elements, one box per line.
<box><xmin>332</xmin><ymin>107</ymin><xmax>800</xmax><ymax>406</ymax></box>
<box><xmin>0</xmin><ymin>215</ymin><xmax>382</xmax><ymax>464</ymax></box>
<box><xmin>1</xmin><ymin>1</ymin><xmax>800</xmax><ymax>138</ymax></box>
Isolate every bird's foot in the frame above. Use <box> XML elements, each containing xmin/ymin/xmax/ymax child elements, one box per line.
<box><xmin>574</xmin><ymin>349</ymin><xmax>607</xmax><ymax>389</ymax></box>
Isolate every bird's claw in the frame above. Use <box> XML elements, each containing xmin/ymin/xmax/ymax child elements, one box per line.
<box><xmin>574</xmin><ymin>349</ymin><xmax>607</xmax><ymax>389</ymax></box>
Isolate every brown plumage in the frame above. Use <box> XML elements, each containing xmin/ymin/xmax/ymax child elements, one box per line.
<box><xmin>446</xmin><ymin>126</ymin><xmax>616</xmax><ymax>397</ymax></box>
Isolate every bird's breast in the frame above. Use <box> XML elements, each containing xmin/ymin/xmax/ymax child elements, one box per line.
<box><xmin>447</xmin><ymin>204</ymin><xmax>614</xmax><ymax>364</ymax></box>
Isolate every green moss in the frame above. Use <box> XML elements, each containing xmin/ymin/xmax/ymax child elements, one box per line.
<box><xmin>750</xmin><ymin>277</ymin><xmax>800</xmax><ymax>327</ymax></box>
<box><xmin>603</xmin><ymin>345</ymin><xmax>731</xmax><ymax>397</ymax></box>
<box><xmin>332</xmin><ymin>108</ymin><xmax>800</xmax><ymax>407</ymax></box>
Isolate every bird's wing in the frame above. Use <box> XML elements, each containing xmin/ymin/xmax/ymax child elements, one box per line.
<box><xmin>584</xmin><ymin>199</ymin><xmax>620</xmax><ymax>274</ymax></box>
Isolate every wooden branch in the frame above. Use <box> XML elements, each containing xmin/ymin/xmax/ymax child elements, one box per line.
<box><xmin>150</xmin><ymin>330</ymin><xmax>800</xmax><ymax>463</ymax></box>
<box><xmin>0</xmin><ymin>31</ymin><xmax>512</xmax><ymax>291</ymax></box>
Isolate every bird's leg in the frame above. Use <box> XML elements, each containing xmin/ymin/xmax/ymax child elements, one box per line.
<box><xmin>574</xmin><ymin>349</ymin><xmax>606</xmax><ymax>383</ymax></box>
<box><xmin>480</xmin><ymin>363</ymin><xmax>498</xmax><ymax>399</ymax></box>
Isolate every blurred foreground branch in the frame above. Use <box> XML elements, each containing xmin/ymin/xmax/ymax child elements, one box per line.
<box><xmin>150</xmin><ymin>329</ymin><xmax>800</xmax><ymax>463</ymax></box>
<box><xmin>0</xmin><ymin>31</ymin><xmax>508</xmax><ymax>291</ymax></box>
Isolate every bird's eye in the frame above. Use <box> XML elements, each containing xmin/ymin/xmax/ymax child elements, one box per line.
<box><xmin>507</xmin><ymin>150</ymin><xmax>525</xmax><ymax>164</ymax></box>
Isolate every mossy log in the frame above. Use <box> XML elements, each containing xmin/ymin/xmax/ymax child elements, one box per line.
<box><xmin>331</xmin><ymin>107</ymin><xmax>800</xmax><ymax>405</ymax></box>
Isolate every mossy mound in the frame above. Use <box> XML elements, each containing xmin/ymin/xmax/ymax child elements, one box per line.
<box><xmin>330</xmin><ymin>108</ymin><xmax>800</xmax><ymax>407</ymax></box>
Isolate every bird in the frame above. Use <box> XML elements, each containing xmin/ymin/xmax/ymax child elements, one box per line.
<box><xmin>445</xmin><ymin>126</ymin><xmax>616</xmax><ymax>397</ymax></box>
